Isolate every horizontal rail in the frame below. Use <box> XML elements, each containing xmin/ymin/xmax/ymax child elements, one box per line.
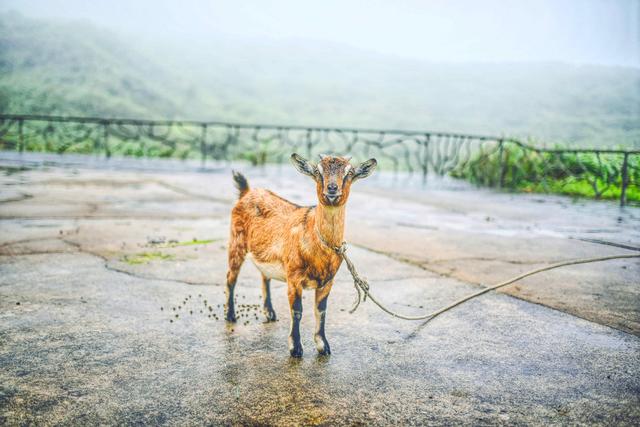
<box><xmin>1</xmin><ymin>113</ymin><xmax>637</xmax><ymax>155</ymax></box>
<box><xmin>0</xmin><ymin>114</ymin><xmax>638</xmax><ymax>206</ymax></box>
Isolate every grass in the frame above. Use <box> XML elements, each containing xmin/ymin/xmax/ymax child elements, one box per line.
<box><xmin>156</xmin><ymin>238</ymin><xmax>217</xmax><ymax>248</ymax></box>
<box><xmin>122</xmin><ymin>252</ymin><xmax>175</xmax><ymax>265</ymax></box>
<box><xmin>2</xmin><ymin>114</ymin><xmax>638</xmax><ymax>204</ymax></box>
<box><xmin>519</xmin><ymin>176</ymin><xmax>640</xmax><ymax>201</ymax></box>
<box><xmin>3</xmin><ymin>12</ymin><xmax>640</xmax><ymax>148</ymax></box>
<box><xmin>121</xmin><ymin>239</ymin><xmax>216</xmax><ymax>264</ymax></box>
<box><xmin>451</xmin><ymin>143</ymin><xmax>640</xmax><ymax>203</ymax></box>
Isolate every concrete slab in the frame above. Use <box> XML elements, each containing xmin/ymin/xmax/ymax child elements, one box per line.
<box><xmin>1</xmin><ymin>152</ymin><xmax>639</xmax><ymax>424</ymax></box>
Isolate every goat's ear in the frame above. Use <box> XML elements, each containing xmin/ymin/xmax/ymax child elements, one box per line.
<box><xmin>290</xmin><ymin>153</ymin><xmax>318</xmax><ymax>178</ymax></box>
<box><xmin>353</xmin><ymin>158</ymin><xmax>377</xmax><ymax>181</ymax></box>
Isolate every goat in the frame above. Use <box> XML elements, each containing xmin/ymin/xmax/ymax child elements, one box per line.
<box><xmin>226</xmin><ymin>153</ymin><xmax>377</xmax><ymax>357</ymax></box>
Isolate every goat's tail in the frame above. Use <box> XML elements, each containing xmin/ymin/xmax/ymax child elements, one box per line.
<box><xmin>232</xmin><ymin>170</ymin><xmax>249</xmax><ymax>198</ymax></box>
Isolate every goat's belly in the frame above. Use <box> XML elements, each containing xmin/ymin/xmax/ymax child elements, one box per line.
<box><xmin>247</xmin><ymin>253</ymin><xmax>287</xmax><ymax>282</ymax></box>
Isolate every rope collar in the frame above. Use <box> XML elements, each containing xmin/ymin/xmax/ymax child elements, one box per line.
<box><xmin>314</xmin><ymin>225</ymin><xmax>346</xmax><ymax>255</ymax></box>
<box><xmin>314</xmin><ymin>226</ymin><xmax>348</xmax><ymax>291</ymax></box>
<box><xmin>314</xmin><ymin>225</ymin><xmax>370</xmax><ymax>308</ymax></box>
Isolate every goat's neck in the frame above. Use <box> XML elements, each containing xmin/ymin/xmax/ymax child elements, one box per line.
<box><xmin>314</xmin><ymin>203</ymin><xmax>345</xmax><ymax>248</ymax></box>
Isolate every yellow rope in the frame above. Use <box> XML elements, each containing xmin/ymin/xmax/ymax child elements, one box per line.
<box><xmin>335</xmin><ymin>243</ymin><xmax>639</xmax><ymax>322</ymax></box>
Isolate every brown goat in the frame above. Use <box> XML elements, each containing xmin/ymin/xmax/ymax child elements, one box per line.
<box><xmin>226</xmin><ymin>153</ymin><xmax>377</xmax><ymax>357</ymax></box>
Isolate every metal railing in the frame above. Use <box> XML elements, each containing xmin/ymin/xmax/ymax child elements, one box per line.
<box><xmin>0</xmin><ymin>114</ymin><xmax>638</xmax><ymax>206</ymax></box>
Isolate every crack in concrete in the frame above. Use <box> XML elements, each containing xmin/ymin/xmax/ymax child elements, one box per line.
<box><xmin>0</xmin><ymin>250</ymin><xmax>75</xmax><ymax>257</ymax></box>
<box><xmin>0</xmin><ymin>236</ymin><xmax>62</xmax><ymax>248</ymax></box>
<box><xmin>348</xmin><ymin>242</ymin><xmax>486</xmax><ymax>288</ymax></box>
<box><xmin>60</xmin><ymin>236</ymin><xmax>216</xmax><ymax>288</ymax></box>
<box><xmin>349</xmin><ymin>242</ymin><xmax>640</xmax><ymax>340</ymax></box>
<box><xmin>151</xmin><ymin>180</ymin><xmax>233</xmax><ymax>205</ymax></box>
<box><xmin>396</xmin><ymin>222</ymin><xmax>438</xmax><ymax>230</ymax></box>
<box><xmin>0</xmin><ymin>229</ymin><xmax>216</xmax><ymax>287</ymax></box>
<box><xmin>570</xmin><ymin>237</ymin><xmax>640</xmax><ymax>252</ymax></box>
<box><xmin>0</xmin><ymin>193</ymin><xmax>33</xmax><ymax>204</ymax></box>
<box><xmin>0</xmin><ymin>215</ymin><xmax>223</xmax><ymax>220</ymax></box>
<box><xmin>369</xmin><ymin>275</ymin><xmax>433</xmax><ymax>282</ymax></box>
<box><xmin>349</xmin><ymin>242</ymin><xmax>546</xmax><ymax>267</ymax></box>
<box><xmin>5</xmin><ymin>175</ymin><xmax>231</xmax><ymax>207</ymax></box>
<box><xmin>86</xmin><ymin>202</ymin><xmax>99</xmax><ymax>215</ymax></box>
<box><xmin>427</xmin><ymin>257</ymin><xmax>544</xmax><ymax>266</ymax></box>
<box><xmin>404</xmin><ymin>288</ymin><xmax>640</xmax><ymax>341</ymax></box>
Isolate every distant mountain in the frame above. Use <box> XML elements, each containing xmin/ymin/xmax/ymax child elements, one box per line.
<box><xmin>1</xmin><ymin>12</ymin><xmax>638</xmax><ymax>148</ymax></box>
<box><xmin>0</xmin><ymin>11</ymin><xmax>211</xmax><ymax>119</ymax></box>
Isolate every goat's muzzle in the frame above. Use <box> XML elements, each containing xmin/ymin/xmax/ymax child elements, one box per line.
<box><xmin>323</xmin><ymin>192</ymin><xmax>341</xmax><ymax>205</ymax></box>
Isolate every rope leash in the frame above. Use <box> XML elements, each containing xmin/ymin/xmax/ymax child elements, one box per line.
<box><xmin>332</xmin><ymin>242</ymin><xmax>640</xmax><ymax>322</ymax></box>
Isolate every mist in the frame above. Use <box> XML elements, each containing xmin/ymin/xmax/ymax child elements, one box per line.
<box><xmin>1</xmin><ymin>0</ymin><xmax>638</xmax><ymax>146</ymax></box>
<box><xmin>2</xmin><ymin>0</ymin><xmax>638</xmax><ymax>66</ymax></box>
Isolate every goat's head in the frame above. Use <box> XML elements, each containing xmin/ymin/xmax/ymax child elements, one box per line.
<box><xmin>290</xmin><ymin>153</ymin><xmax>377</xmax><ymax>207</ymax></box>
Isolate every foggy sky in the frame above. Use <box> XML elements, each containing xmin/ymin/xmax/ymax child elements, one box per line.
<box><xmin>1</xmin><ymin>0</ymin><xmax>638</xmax><ymax>67</ymax></box>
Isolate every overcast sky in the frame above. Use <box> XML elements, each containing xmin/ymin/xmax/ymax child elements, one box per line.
<box><xmin>2</xmin><ymin>0</ymin><xmax>638</xmax><ymax>67</ymax></box>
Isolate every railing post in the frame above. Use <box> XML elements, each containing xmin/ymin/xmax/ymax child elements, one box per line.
<box><xmin>18</xmin><ymin>118</ymin><xmax>24</xmax><ymax>154</ymax></box>
<box><xmin>200</xmin><ymin>124</ymin><xmax>207</xmax><ymax>167</ymax></box>
<box><xmin>498</xmin><ymin>139</ymin><xmax>505</xmax><ymax>188</ymax></box>
<box><xmin>620</xmin><ymin>152</ymin><xmax>629</xmax><ymax>207</ymax></box>
<box><xmin>4</xmin><ymin>114</ymin><xmax>639</xmax><ymax>207</ymax></box>
<box><xmin>103</xmin><ymin>123</ymin><xmax>111</xmax><ymax>159</ymax></box>
<box><xmin>93</xmin><ymin>123</ymin><xmax>100</xmax><ymax>155</ymax></box>
<box><xmin>306</xmin><ymin>129</ymin><xmax>312</xmax><ymax>159</ymax></box>
<box><xmin>422</xmin><ymin>134</ymin><xmax>430</xmax><ymax>185</ymax></box>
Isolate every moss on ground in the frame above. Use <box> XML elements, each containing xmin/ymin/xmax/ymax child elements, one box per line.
<box><xmin>122</xmin><ymin>252</ymin><xmax>175</xmax><ymax>265</ymax></box>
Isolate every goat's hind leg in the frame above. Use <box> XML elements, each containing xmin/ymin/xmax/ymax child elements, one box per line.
<box><xmin>225</xmin><ymin>227</ymin><xmax>246</xmax><ymax>322</ymax></box>
<box><xmin>261</xmin><ymin>275</ymin><xmax>277</xmax><ymax>322</ymax></box>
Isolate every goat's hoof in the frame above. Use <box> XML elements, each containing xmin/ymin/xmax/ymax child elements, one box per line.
<box><xmin>289</xmin><ymin>344</ymin><xmax>304</xmax><ymax>358</ymax></box>
<box><xmin>225</xmin><ymin>312</ymin><xmax>237</xmax><ymax>322</ymax></box>
<box><xmin>263</xmin><ymin>309</ymin><xmax>277</xmax><ymax>322</ymax></box>
<box><xmin>318</xmin><ymin>345</ymin><xmax>331</xmax><ymax>355</ymax></box>
<box><xmin>314</xmin><ymin>334</ymin><xmax>331</xmax><ymax>355</ymax></box>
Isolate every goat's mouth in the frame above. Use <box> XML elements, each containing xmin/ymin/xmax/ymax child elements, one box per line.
<box><xmin>324</xmin><ymin>194</ymin><xmax>341</xmax><ymax>204</ymax></box>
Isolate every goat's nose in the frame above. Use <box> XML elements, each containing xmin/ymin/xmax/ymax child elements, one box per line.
<box><xmin>327</xmin><ymin>183</ymin><xmax>338</xmax><ymax>194</ymax></box>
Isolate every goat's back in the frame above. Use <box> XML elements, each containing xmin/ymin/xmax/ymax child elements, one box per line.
<box><xmin>231</xmin><ymin>188</ymin><xmax>310</xmax><ymax>261</ymax></box>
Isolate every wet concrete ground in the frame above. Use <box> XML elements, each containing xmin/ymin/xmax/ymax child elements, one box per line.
<box><xmin>1</xmin><ymin>152</ymin><xmax>639</xmax><ymax>425</ymax></box>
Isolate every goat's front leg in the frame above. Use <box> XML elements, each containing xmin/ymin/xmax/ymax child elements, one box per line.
<box><xmin>287</xmin><ymin>283</ymin><xmax>304</xmax><ymax>358</ymax></box>
<box><xmin>314</xmin><ymin>281</ymin><xmax>333</xmax><ymax>355</ymax></box>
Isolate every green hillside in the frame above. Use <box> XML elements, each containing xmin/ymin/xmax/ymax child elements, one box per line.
<box><xmin>0</xmin><ymin>11</ymin><xmax>210</xmax><ymax>118</ymax></box>
<box><xmin>1</xmin><ymin>12</ymin><xmax>639</xmax><ymax>148</ymax></box>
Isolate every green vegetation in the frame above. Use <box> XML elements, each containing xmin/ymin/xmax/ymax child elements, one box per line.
<box><xmin>1</xmin><ymin>12</ymin><xmax>638</xmax><ymax>203</ymax></box>
<box><xmin>1</xmin><ymin>12</ymin><xmax>639</xmax><ymax>148</ymax></box>
<box><xmin>451</xmin><ymin>143</ymin><xmax>640</xmax><ymax>202</ymax></box>
<box><xmin>122</xmin><ymin>252</ymin><xmax>175</xmax><ymax>265</ymax></box>
<box><xmin>156</xmin><ymin>239</ymin><xmax>217</xmax><ymax>248</ymax></box>
<box><xmin>0</xmin><ymin>12</ymin><xmax>199</xmax><ymax>119</ymax></box>
<box><xmin>121</xmin><ymin>239</ymin><xmax>216</xmax><ymax>264</ymax></box>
